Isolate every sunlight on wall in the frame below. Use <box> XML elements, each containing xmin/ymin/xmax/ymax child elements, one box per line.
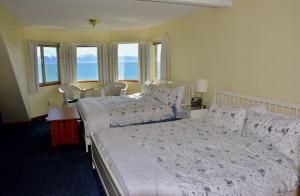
<box><xmin>149</xmin><ymin>0</ymin><xmax>300</xmax><ymax>105</ymax></box>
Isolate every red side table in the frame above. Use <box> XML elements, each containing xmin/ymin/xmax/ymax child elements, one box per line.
<box><xmin>47</xmin><ymin>107</ymin><xmax>80</xmax><ymax>147</ymax></box>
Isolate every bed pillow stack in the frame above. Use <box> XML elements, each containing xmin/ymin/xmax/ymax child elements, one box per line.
<box><xmin>142</xmin><ymin>82</ymin><xmax>185</xmax><ymax>108</ymax></box>
<box><xmin>244</xmin><ymin>111</ymin><xmax>300</xmax><ymax>170</ymax></box>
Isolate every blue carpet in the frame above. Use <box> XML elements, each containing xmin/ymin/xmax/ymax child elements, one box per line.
<box><xmin>0</xmin><ymin>120</ymin><xmax>105</xmax><ymax>196</ymax></box>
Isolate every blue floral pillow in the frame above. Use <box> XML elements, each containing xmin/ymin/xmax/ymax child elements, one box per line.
<box><xmin>244</xmin><ymin>111</ymin><xmax>300</xmax><ymax>169</ymax></box>
<box><xmin>206</xmin><ymin>104</ymin><xmax>247</xmax><ymax>133</ymax></box>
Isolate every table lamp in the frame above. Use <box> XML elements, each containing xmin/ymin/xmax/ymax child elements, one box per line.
<box><xmin>191</xmin><ymin>79</ymin><xmax>208</xmax><ymax>108</ymax></box>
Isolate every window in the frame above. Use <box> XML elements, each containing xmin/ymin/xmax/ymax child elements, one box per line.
<box><xmin>37</xmin><ymin>45</ymin><xmax>60</xmax><ymax>86</ymax></box>
<box><xmin>76</xmin><ymin>46</ymin><xmax>99</xmax><ymax>81</ymax></box>
<box><xmin>118</xmin><ymin>43</ymin><xmax>139</xmax><ymax>81</ymax></box>
<box><xmin>154</xmin><ymin>42</ymin><xmax>162</xmax><ymax>80</ymax></box>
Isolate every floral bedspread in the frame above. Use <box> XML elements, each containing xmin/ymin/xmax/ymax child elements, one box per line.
<box><xmin>114</xmin><ymin>119</ymin><xmax>299</xmax><ymax>196</ymax></box>
<box><xmin>78</xmin><ymin>93</ymin><xmax>175</xmax><ymax>133</ymax></box>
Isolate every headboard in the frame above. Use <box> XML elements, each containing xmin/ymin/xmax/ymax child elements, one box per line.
<box><xmin>212</xmin><ymin>89</ymin><xmax>300</xmax><ymax>117</ymax></box>
<box><xmin>152</xmin><ymin>80</ymin><xmax>192</xmax><ymax>105</ymax></box>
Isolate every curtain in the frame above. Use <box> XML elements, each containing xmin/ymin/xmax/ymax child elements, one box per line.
<box><xmin>98</xmin><ymin>43</ymin><xmax>110</xmax><ymax>84</ymax></box>
<box><xmin>58</xmin><ymin>42</ymin><xmax>67</xmax><ymax>85</ymax></box>
<box><xmin>65</xmin><ymin>44</ymin><xmax>77</xmax><ymax>84</ymax></box>
<box><xmin>27</xmin><ymin>40</ymin><xmax>39</xmax><ymax>93</ymax></box>
<box><xmin>139</xmin><ymin>41</ymin><xmax>150</xmax><ymax>83</ymax></box>
<box><xmin>160</xmin><ymin>36</ymin><xmax>170</xmax><ymax>80</ymax></box>
<box><xmin>108</xmin><ymin>43</ymin><xmax>118</xmax><ymax>82</ymax></box>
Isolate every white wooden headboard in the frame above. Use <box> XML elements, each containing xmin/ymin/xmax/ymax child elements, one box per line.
<box><xmin>152</xmin><ymin>80</ymin><xmax>192</xmax><ymax>105</ymax></box>
<box><xmin>212</xmin><ymin>89</ymin><xmax>300</xmax><ymax>117</ymax></box>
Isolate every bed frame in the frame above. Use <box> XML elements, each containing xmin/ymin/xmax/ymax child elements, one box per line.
<box><xmin>78</xmin><ymin>80</ymin><xmax>192</xmax><ymax>153</ymax></box>
<box><xmin>91</xmin><ymin>88</ymin><xmax>300</xmax><ymax>196</ymax></box>
<box><xmin>213</xmin><ymin>89</ymin><xmax>300</xmax><ymax>117</ymax></box>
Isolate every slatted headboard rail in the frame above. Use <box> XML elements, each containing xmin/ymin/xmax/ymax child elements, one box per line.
<box><xmin>213</xmin><ymin>89</ymin><xmax>300</xmax><ymax>117</ymax></box>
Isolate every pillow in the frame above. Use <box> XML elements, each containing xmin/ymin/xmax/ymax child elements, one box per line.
<box><xmin>244</xmin><ymin>111</ymin><xmax>300</xmax><ymax>169</ymax></box>
<box><xmin>206</xmin><ymin>104</ymin><xmax>247</xmax><ymax>132</ymax></box>
<box><xmin>142</xmin><ymin>81</ymin><xmax>153</xmax><ymax>95</ymax></box>
<box><xmin>151</xmin><ymin>85</ymin><xmax>178</xmax><ymax>107</ymax></box>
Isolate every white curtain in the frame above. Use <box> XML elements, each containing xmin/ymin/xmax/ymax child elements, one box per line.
<box><xmin>65</xmin><ymin>44</ymin><xmax>77</xmax><ymax>84</ymax></box>
<box><xmin>98</xmin><ymin>43</ymin><xmax>110</xmax><ymax>84</ymax></box>
<box><xmin>27</xmin><ymin>40</ymin><xmax>39</xmax><ymax>93</ymax></box>
<box><xmin>160</xmin><ymin>36</ymin><xmax>170</xmax><ymax>80</ymax></box>
<box><xmin>58</xmin><ymin>42</ymin><xmax>67</xmax><ymax>85</ymax></box>
<box><xmin>139</xmin><ymin>41</ymin><xmax>150</xmax><ymax>83</ymax></box>
<box><xmin>108</xmin><ymin>43</ymin><xmax>118</xmax><ymax>82</ymax></box>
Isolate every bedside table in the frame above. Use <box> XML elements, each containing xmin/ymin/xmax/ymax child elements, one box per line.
<box><xmin>191</xmin><ymin>108</ymin><xmax>208</xmax><ymax>120</ymax></box>
<box><xmin>182</xmin><ymin>106</ymin><xmax>208</xmax><ymax>121</ymax></box>
<box><xmin>47</xmin><ymin>107</ymin><xmax>80</xmax><ymax>147</ymax></box>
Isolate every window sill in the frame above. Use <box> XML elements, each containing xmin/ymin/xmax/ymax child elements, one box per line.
<box><xmin>118</xmin><ymin>80</ymin><xmax>139</xmax><ymax>83</ymax></box>
<box><xmin>39</xmin><ymin>82</ymin><xmax>61</xmax><ymax>87</ymax></box>
<box><xmin>77</xmin><ymin>80</ymin><xmax>99</xmax><ymax>83</ymax></box>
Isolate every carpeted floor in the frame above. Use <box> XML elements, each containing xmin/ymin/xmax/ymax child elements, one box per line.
<box><xmin>0</xmin><ymin>120</ymin><xmax>105</xmax><ymax>196</ymax></box>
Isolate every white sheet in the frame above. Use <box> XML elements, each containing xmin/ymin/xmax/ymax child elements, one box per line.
<box><xmin>92</xmin><ymin>119</ymin><xmax>299</xmax><ymax>196</ymax></box>
<box><xmin>92</xmin><ymin>129</ymin><xmax>181</xmax><ymax>196</ymax></box>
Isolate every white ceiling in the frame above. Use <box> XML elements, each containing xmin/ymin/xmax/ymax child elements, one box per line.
<box><xmin>0</xmin><ymin>0</ymin><xmax>229</xmax><ymax>31</ymax></box>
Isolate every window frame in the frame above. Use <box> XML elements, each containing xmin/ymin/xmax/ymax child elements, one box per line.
<box><xmin>76</xmin><ymin>45</ymin><xmax>99</xmax><ymax>82</ymax></box>
<box><xmin>153</xmin><ymin>41</ymin><xmax>162</xmax><ymax>80</ymax></box>
<box><xmin>117</xmin><ymin>42</ymin><xmax>139</xmax><ymax>82</ymax></box>
<box><xmin>37</xmin><ymin>44</ymin><xmax>61</xmax><ymax>87</ymax></box>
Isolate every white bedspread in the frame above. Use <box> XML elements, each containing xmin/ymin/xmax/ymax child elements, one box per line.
<box><xmin>92</xmin><ymin>119</ymin><xmax>299</xmax><ymax>196</ymax></box>
<box><xmin>92</xmin><ymin>128</ymin><xmax>181</xmax><ymax>196</ymax></box>
<box><xmin>78</xmin><ymin>93</ymin><xmax>175</xmax><ymax>135</ymax></box>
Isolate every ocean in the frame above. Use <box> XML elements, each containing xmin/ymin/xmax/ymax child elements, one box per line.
<box><xmin>42</xmin><ymin>61</ymin><xmax>138</xmax><ymax>82</ymax></box>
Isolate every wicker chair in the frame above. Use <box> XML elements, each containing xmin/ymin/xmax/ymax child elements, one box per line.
<box><xmin>58</xmin><ymin>84</ymin><xmax>93</xmax><ymax>106</ymax></box>
<box><xmin>100</xmin><ymin>82</ymin><xmax>128</xmax><ymax>97</ymax></box>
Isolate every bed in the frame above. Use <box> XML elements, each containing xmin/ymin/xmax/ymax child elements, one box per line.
<box><xmin>91</xmin><ymin>89</ymin><xmax>300</xmax><ymax>196</ymax></box>
<box><xmin>77</xmin><ymin>80</ymin><xmax>191</xmax><ymax>152</ymax></box>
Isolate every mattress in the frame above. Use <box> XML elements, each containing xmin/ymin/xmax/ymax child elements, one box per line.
<box><xmin>77</xmin><ymin>93</ymin><xmax>175</xmax><ymax>135</ymax></box>
<box><xmin>92</xmin><ymin>119</ymin><xmax>299</xmax><ymax>196</ymax></box>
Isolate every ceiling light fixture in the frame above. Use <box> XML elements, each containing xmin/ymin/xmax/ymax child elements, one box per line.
<box><xmin>87</xmin><ymin>18</ymin><xmax>101</xmax><ymax>27</ymax></box>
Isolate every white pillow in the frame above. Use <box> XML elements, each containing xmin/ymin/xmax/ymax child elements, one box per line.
<box><xmin>206</xmin><ymin>104</ymin><xmax>247</xmax><ymax>132</ymax></box>
<box><xmin>244</xmin><ymin>111</ymin><xmax>300</xmax><ymax>169</ymax></box>
<box><xmin>142</xmin><ymin>81</ymin><xmax>153</xmax><ymax>95</ymax></box>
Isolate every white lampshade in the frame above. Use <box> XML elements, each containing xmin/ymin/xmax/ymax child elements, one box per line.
<box><xmin>195</xmin><ymin>79</ymin><xmax>208</xmax><ymax>93</ymax></box>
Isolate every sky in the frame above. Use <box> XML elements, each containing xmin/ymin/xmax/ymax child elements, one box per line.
<box><xmin>39</xmin><ymin>43</ymin><xmax>139</xmax><ymax>57</ymax></box>
<box><xmin>77</xmin><ymin>47</ymin><xmax>97</xmax><ymax>57</ymax></box>
<box><xmin>118</xmin><ymin>43</ymin><xmax>138</xmax><ymax>57</ymax></box>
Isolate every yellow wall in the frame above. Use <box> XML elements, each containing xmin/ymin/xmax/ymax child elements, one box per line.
<box><xmin>149</xmin><ymin>0</ymin><xmax>300</xmax><ymax>105</ymax></box>
<box><xmin>0</xmin><ymin>4</ymin><xmax>30</xmax><ymax>121</ymax></box>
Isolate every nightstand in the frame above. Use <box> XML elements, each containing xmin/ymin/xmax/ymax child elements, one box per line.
<box><xmin>47</xmin><ymin>107</ymin><xmax>80</xmax><ymax>147</ymax></box>
<box><xmin>182</xmin><ymin>106</ymin><xmax>208</xmax><ymax>121</ymax></box>
<box><xmin>191</xmin><ymin>108</ymin><xmax>208</xmax><ymax>120</ymax></box>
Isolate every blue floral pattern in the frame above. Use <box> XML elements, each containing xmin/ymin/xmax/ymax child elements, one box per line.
<box><xmin>116</xmin><ymin>119</ymin><xmax>299</xmax><ymax>196</ymax></box>
<box><xmin>99</xmin><ymin>93</ymin><xmax>176</xmax><ymax>127</ymax></box>
<box><xmin>206</xmin><ymin>104</ymin><xmax>247</xmax><ymax>132</ymax></box>
<box><xmin>244</xmin><ymin>111</ymin><xmax>300</xmax><ymax>170</ymax></box>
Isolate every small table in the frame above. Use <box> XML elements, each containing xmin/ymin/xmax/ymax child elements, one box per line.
<box><xmin>182</xmin><ymin>106</ymin><xmax>208</xmax><ymax>121</ymax></box>
<box><xmin>47</xmin><ymin>107</ymin><xmax>80</xmax><ymax>147</ymax></box>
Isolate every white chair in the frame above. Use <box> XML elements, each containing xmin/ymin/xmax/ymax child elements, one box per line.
<box><xmin>100</xmin><ymin>82</ymin><xmax>128</xmax><ymax>97</ymax></box>
<box><xmin>58</xmin><ymin>84</ymin><xmax>93</xmax><ymax>106</ymax></box>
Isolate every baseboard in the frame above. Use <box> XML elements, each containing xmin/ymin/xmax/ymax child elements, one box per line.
<box><xmin>3</xmin><ymin>114</ymin><xmax>48</xmax><ymax>125</ymax></box>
